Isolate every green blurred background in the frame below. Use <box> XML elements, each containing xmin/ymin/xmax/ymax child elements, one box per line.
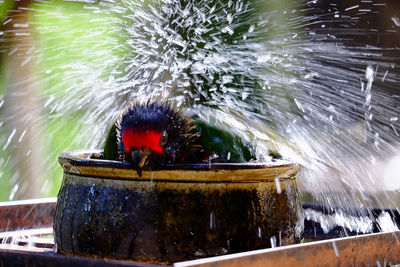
<box><xmin>0</xmin><ymin>0</ymin><xmax>125</xmax><ymax>200</ymax></box>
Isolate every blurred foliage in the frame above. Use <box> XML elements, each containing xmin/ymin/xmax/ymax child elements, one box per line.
<box><xmin>0</xmin><ymin>0</ymin><xmax>124</xmax><ymax>200</ymax></box>
<box><xmin>0</xmin><ymin>0</ymin><xmax>13</xmax><ymax>20</ymax></box>
<box><xmin>0</xmin><ymin>60</ymin><xmax>13</xmax><ymax>201</ymax></box>
<box><xmin>30</xmin><ymin>0</ymin><xmax>124</xmax><ymax>197</ymax></box>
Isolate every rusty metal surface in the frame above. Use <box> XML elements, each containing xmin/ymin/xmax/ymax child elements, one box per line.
<box><xmin>0</xmin><ymin>249</ymin><xmax>164</xmax><ymax>267</ymax></box>
<box><xmin>1</xmin><ymin>199</ymin><xmax>400</xmax><ymax>266</ymax></box>
<box><xmin>0</xmin><ymin>231</ymin><xmax>168</xmax><ymax>267</ymax></box>
<box><xmin>0</xmin><ymin>198</ymin><xmax>56</xmax><ymax>231</ymax></box>
<box><xmin>0</xmin><ymin>199</ymin><xmax>169</xmax><ymax>266</ymax></box>
<box><xmin>175</xmin><ymin>231</ymin><xmax>400</xmax><ymax>267</ymax></box>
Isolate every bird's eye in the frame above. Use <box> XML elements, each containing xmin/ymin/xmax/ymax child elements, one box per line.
<box><xmin>159</xmin><ymin>130</ymin><xmax>168</xmax><ymax>146</ymax></box>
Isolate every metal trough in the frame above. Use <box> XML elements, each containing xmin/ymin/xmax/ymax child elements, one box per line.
<box><xmin>0</xmin><ymin>198</ymin><xmax>399</xmax><ymax>266</ymax></box>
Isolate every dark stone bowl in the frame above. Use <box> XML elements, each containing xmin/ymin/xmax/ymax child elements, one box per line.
<box><xmin>54</xmin><ymin>150</ymin><xmax>303</xmax><ymax>264</ymax></box>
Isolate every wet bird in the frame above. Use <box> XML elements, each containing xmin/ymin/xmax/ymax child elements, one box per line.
<box><xmin>103</xmin><ymin>102</ymin><xmax>257</xmax><ymax>177</ymax></box>
<box><xmin>103</xmin><ymin>102</ymin><xmax>198</xmax><ymax>176</ymax></box>
<box><xmin>191</xmin><ymin>117</ymin><xmax>255</xmax><ymax>163</ymax></box>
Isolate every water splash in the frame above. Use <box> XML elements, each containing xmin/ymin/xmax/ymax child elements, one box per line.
<box><xmin>304</xmin><ymin>208</ymin><xmax>374</xmax><ymax>234</ymax></box>
<box><xmin>376</xmin><ymin>211</ymin><xmax>399</xmax><ymax>232</ymax></box>
<box><xmin>0</xmin><ymin>0</ymin><xmax>399</xmax><ymax>219</ymax></box>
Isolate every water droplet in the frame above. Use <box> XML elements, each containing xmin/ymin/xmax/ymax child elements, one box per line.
<box><xmin>270</xmin><ymin>236</ymin><xmax>276</xmax><ymax>248</ymax></box>
<box><xmin>392</xmin><ymin>16</ymin><xmax>400</xmax><ymax>27</ymax></box>
<box><xmin>275</xmin><ymin>178</ymin><xmax>281</xmax><ymax>194</ymax></box>
<box><xmin>227</xmin><ymin>14</ymin><xmax>232</xmax><ymax>24</ymax></box>
<box><xmin>210</xmin><ymin>212</ymin><xmax>216</xmax><ymax>230</ymax></box>
<box><xmin>18</xmin><ymin>130</ymin><xmax>27</xmax><ymax>143</ymax></box>
<box><xmin>3</xmin><ymin>129</ymin><xmax>16</xmax><ymax>151</ymax></box>
<box><xmin>248</xmin><ymin>24</ymin><xmax>255</xmax><ymax>33</ymax></box>
<box><xmin>345</xmin><ymin>5</ymin><xmax>359</xmax><ymax>11</ymax></box>
<box><xmin>9</xmin><ymin>184</ymin><xmax>19</xmax><ymax>201</ymax></box>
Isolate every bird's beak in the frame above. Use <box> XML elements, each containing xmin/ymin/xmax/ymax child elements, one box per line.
<box><xmin>131</xmin><ymin>148</ymin><xmax>152</xmax><ymax>178</ymax></box>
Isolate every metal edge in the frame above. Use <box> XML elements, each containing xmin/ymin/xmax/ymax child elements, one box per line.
<box><xmin>0</xmin><ymin>198</ymin><xmax>57</xmax><ymax>207</ymax></box>
<box><xmin>174</xmin><ymin>231</ymin><xmax>400</xmax><ymax>267</ymax></box>
<box><xmin>0</xmin><ymin>199</ymin><xmax>57</xmax><ymax>231</ymax></box>
<box><xmin>0</xmin><ymin>248</ymin><xmax>166</xmax><ymax>267</ymax></box>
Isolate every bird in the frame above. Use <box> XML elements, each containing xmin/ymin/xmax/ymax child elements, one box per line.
<box><xmin>103</xmin><ymin>101</ymin><xmax>259</xmax><ymax>177</ymax></box>
<box><xmin>103</xmin><ymin>101</ymin><xmax>198</xmax><ymax>177</ymax></box>
<box><xmin>191</xmin><ymin>117</ymin><xmax>255</xmax><ymax>163</ymax></box>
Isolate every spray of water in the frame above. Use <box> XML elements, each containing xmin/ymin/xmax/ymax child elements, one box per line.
<box><xmin>0</xmin><ymin>0</ymin><xmax>399</xmax><ymax>218</ymax></box>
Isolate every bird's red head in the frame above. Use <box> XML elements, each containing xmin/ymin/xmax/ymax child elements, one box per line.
<box><xmin>116</xmin><ymin>102</ymin><xmax>197</xmax><ymax>176</ymax></box>
<box><xmin>121</xmin><ymin>128</ymin><xmax>164</xmax><ymax>155</ymax></box>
